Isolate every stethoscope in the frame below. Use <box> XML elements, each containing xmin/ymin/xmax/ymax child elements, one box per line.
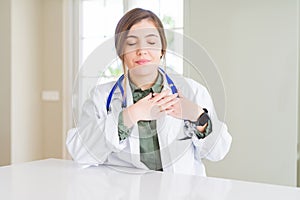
<box><xmin>106</xmin><ymin>67</ymin><xmax>178</xmax><ymax>113</ymax></box>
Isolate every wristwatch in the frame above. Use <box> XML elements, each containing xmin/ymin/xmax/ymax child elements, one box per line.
<box><xmin>196</xmin><ymin>108</ymin><xmax>210</xmax><ymax>126</ymax></box>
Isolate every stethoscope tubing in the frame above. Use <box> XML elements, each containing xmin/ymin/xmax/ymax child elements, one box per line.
<box><xmin>106</xmin><ymin>67</ymin><xmax>177</xmax><ymax>113</ymax></box>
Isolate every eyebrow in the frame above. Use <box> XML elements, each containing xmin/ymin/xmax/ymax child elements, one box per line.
<box><xmin>126</xmin><ymin>34</ymin><xmax>159</xmax><ymax>39</ymax></box>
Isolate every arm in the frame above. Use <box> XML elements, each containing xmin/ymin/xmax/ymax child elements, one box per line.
<box><xmin>66</xmin><ymin>86</ymin><xmax>127</xmax><ymax>165</ymax></box>
<box><xmin>118</xmin><ymin>110</ymin><xmax>133</xmax><ymax>141</ymax></box>
<box><xmin>190</xmin><ymin>81</ymin><xmax>232</xmax><ymax>161</ymax></box>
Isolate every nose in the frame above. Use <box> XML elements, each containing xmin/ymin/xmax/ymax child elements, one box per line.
<box><xmin>137</xmin><ymin>49</ymin><xmax>147</xmax><ymax>56</ymax></box>
<box><xmin>136</xmin><ymin>44</ymin><xmax>148</xmax><ymax>55</ymax></box>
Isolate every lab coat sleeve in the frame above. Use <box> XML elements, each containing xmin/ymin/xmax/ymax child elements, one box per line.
<box><xmin>66</xmin><ymin>85</ymin><xmax>127</xmax><ymax>165</ymax></box>
<box><xmin>188</xmin><ymin>79</ymin><xmax>232</xmax><ymax>161</ymax></box>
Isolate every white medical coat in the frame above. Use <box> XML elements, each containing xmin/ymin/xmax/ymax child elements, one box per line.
<box><xmin>66</xmin><ymin>72</ymin><xmax>232</xmax><ymax>176</ymax></box>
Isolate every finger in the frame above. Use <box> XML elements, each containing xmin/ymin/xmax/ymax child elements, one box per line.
<box><xmin>156</xmin><ymin>93</ymin><xmax>178</xmax><ymax>106</ymax></box>
<box><xmin>142</xmin><ymin>93</ymin><xmax>153</xmax><ymax>101</ymax></box>
<box><xmin>165</xmin><ymin>108</ymin><xmax>174</xmax><ymax>115</ymax></box>
<box><xmin>160</xmin><ymin>98</ymin><xmax>180</xmax><ymax>110</ymax></box>
<box><xmin>151</xmin><ymin>89</ymin><xmax>170</xmax><ymax>102</ymax></box>
<box><xmin>196</xmin><ymin>123</ymin><xmax>208</xmax><ymax>132</ymax></box>
<box><xmin>160</xmin><ymin>99</ymin><xmax>181</xmax><ymax>112</ymax></box>
<box><xmin>153</xmin><ymin>89</ymin><xmax>173</xmax><ymax>97</ymax></box>
<box><xmin>177</xmin><ymin>90</ymin><xmax>184</xmax><ymax>98</ymax></box>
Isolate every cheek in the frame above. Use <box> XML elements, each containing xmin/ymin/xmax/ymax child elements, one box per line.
<box><xmin>123</xmin><ymin>53</ymin><xmax>134</xmax><ymax>67</ymax></box>
<box><xmin>151</xmin><ymin>50</ymin><xmax>162</xmax><ymax>61</ymax></box>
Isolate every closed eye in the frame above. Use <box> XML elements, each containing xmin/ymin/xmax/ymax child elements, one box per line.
<box><xmin>127</xmin><ymin>42</ymin><xmax>136</xmax><ymax>46</ymax></box>
<box><xmin>126</xmin><ymin>37</ymin><xmax>137</xmax><ymax>46</ymax></box>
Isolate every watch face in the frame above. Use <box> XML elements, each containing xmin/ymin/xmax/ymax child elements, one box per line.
<box><xmin>197</xmin><ymin>113</ymin><xmax>210</xmax><ymax>126</ymax></box>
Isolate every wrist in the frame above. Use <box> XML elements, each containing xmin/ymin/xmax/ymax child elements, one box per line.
<box><xmin>123</xmin><ymin>106</ymin><xmax>138</xmax><ymax>128</ymax></box>
<box><xmin>125</xmin><ymin>105</ymin><xmax>139</xmax><ymax>125</ymax></box>
<box><xmin>190</xmin><ymin>106</ymin><xmax>204</xmax><ymax>122</ymax></box>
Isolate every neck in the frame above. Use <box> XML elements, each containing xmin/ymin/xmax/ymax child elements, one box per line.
<box><xmin>129</xmin><ymin>69</ymin><xmax>159</xmax><ymax>90</ymax></box>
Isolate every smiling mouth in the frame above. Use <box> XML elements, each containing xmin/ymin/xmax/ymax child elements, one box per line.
<box><xmin>135</xmin><ymin>59</ymin><xmax>150</xmax><ymax>65</ymax></box>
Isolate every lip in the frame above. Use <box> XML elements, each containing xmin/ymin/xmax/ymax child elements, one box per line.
<box><xmin>135</xmin><ymin>59</ymin><xmax>150</xmax><ymax>65</ymax></box>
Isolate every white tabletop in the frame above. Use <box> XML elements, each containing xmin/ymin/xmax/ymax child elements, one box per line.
<box><xmin>0</xmin><ymin>159</ymin><xmax>299</xmax><ymax>200</ymax></box>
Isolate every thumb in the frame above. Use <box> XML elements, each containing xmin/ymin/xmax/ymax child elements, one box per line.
<box><xmin>144</xmin><ymin>92</ymin><xmax>153</xmax><ymax>100</ymax></box>
<box><xmin>177</xmin><ymin>90</ymin><xmax>184</xmax><ymax>98</ymax></box>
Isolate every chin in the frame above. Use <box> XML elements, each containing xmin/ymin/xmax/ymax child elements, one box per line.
<box><xmin>129</xmin><ymin>64</ymin><xmax>158</xmax><ymax>76</ymax></box>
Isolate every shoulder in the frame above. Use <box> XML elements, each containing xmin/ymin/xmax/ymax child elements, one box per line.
<box><xmin>88</xmin><ymin>80</ymin><xmax>117</xmax><ymax>100</ymax></box>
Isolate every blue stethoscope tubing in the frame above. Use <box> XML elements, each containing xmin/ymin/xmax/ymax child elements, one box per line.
<box><xmin>106</xmin><ymin>67</ymin><xmax>178</xmax><ymax>113</ymax></box>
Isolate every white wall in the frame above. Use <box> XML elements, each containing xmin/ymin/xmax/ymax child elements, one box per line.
<box><xmin>0</xmin><ymin>0</ymin><xmax>64</xmax><ymax>165</ymax></box>
<box><xmin>0</xmin><ymin>0</ymin><xmax>11</xmax><ymax>166</ymax></box>
<box><xmin>42</xmin><ymin>0</ymin><xmax>63</xmax><ymax>159</ymax></box>
<box><xmin>0</xmin><ymin>0</ymin><xmax>63</xmax><ymax>165</ymax></box>
<box><xmin>11</xmin><ymin>0</ymin><xmax>44</xmax><ymax>163</ymax></box>
<box><xmin>186</xmin><ymin>0</ymin><xmax>298</xmax><ymax>186</ymax></box>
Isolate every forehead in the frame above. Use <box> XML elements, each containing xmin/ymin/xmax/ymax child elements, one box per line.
<box><xmin>127</xmin><ymin>19</ymin><xmax>160</xmax><ymax>37</ymax></box>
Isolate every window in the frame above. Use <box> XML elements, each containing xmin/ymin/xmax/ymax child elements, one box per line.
<box><xmin>80</xmin><ymin>0</ymin><xmax>184</xmax><ymax>74</ymax></box>
<box><xmin>74</xmin><ymin>0</ymin><xmax>184</xmax><ymax>120</ymax></box>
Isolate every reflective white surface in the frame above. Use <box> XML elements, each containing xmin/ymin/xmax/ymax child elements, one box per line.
<box><xmin>0</xmin><ymin>159</ymin><xmax>299</xmax><ymax>200</ymax></box>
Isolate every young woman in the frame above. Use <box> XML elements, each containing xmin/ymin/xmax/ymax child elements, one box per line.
<box><xmin>66</xmin><ymin>8</ymin><xmax>232</xmax><ymax>176</ymax></box>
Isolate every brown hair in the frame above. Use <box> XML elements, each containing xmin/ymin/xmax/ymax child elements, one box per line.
<box><xmin>115</xmin><ymin>8</ymin><xmax>167</xmax><ymax>61</ymax></box>
<box><xmin>114</xmin><ymin>8</ymin><xmax>167</xmax><ymax>100</ymax></box>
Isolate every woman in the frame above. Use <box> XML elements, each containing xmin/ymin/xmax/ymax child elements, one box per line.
<box><xmin>66</xmin><ymin>8</ymin><xmax>232</xmax><ymax>176</ymax></box>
